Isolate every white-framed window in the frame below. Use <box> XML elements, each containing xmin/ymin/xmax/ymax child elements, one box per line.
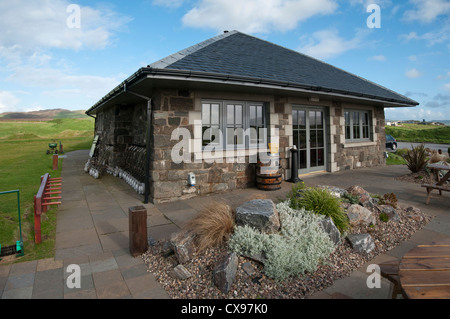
<box><xmin>344</xmin><ymin>109</ymin><xmax>372</xmax><ymax>142</ymax></box>
<box><xmin>202</xmin><ymin>100</ymin><xmax>267</xmax><ymax>150</ymax></box>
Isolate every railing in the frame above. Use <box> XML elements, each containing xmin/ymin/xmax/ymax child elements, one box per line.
<box><xmin>34</xmin><ymin>173</ymin><xmax>62</xmax><ymax>244</ymax></box>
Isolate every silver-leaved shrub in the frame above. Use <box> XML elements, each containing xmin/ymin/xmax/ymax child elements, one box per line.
<box><xmin>229</xmin><ymin>201</ymin><xmax>336</xmax><ymax>281</ymax></box>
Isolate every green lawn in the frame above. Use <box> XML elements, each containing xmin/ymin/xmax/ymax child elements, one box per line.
<box><xmin>386</xmin><ymin>124</ymin><xmax>450</xmax><ymax>144</ymax></box>
<box><xmin>0</xmin><ymin>118</ymin><xmax>94</xmax><ymax>263</ymax></box>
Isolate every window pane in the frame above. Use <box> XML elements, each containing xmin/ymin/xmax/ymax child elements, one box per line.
<box><xmin>299</xmin><ymin>111</ymin><xmax>306</xmax><ymax>128</ymax></box>
<box><xmin>310</xmin><ymin>130</ymin><xmax>317</xmax><ymax>148</ymax></box>
<box><xmin>211</xmin><ymin>104</ymin><xmax>219</xmax><ymax>125</ymax></box>
<box><xmin>299</xmin><ymin>130</ymin><xmax>307</xmax><ymax>149</ymax></box>
<box><xmin>353</xmin><ymin>125</ymin><xmax>360</xmax><ymax>139</ymax></box>
<box><xmin>250</xmin><ymin>106</ymin><xmax>256</xmax><ymax>126</ymax></box>
<box><xmin>257</xmin><ymin>106</ymin><xmax>263</xmax><ymax>126</ymax></box>
<box><xmin>299</xmin><ymin>150</ymin><xmax>307</xmax><ymax>169</ymax></box>
<box><xmin>310</xmin><ymin>149</ymin><xmax>317</xmax><ymax>167</ymax></box>
<box><xmin>316</xmin><ymin>111</ymin><xmax>323</xmax><ymax>129</ymax></box>
<box><xmin>292</xmin><ymin>110</ymin><xmax>298</xmax><ymax>127</ymax></box>
<box><xmin>227</xmin><ymin>105</ymin><xmax>234</xmax><ymax>124</ymax></box>
<box><xmin>317</xmin><ymin>129</ymin><xmax>324</xmax><ymax>147</ymax></box>
<box><xmin>236</xmin><ymin>105</ymin><xmax>243</xmax><ymax>125</ymax></box>
<box><xmin>309</xmin><ymin>111</ymin><xmax>316</xmax><ymax>128</ymax></box>
<box><xmin>202</xmin><ymin>104</ymin><xmax>210</xmax><ymax>125</ymax></box>
<box><xmin>318</xmin><ymin>149</ymin><xmax>324</xmax><ymax>166</ymax></box>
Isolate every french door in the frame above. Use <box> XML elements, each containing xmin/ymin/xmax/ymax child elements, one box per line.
<box><xmin>292</xmin><ymin>106</ymin><xmax>326</xmax><ymax>174</ymax></box>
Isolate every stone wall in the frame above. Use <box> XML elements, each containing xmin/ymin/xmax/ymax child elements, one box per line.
<box><xmin>91</xmin><ymin>88</ymin><xmax>387</xmax><ymax>204</ymax></box>
<box><xmin>149</xmin><ymin>89</ymin><xmax>257</xmax><ymax>203</ymax></box>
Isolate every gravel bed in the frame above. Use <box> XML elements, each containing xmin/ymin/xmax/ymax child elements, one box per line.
<box><xmin>142</xmin><ymin>204</ymin><xmax>432</xmax><ymax>299</ymax></box>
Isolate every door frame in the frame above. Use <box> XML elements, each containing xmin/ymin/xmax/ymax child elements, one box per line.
<box><xmin>292</xmin><ymin>105</ymin><xmax>328</xmax><ymax>175</ymax></box>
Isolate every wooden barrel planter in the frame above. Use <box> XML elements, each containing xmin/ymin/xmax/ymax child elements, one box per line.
<box><xmin>256</xmin><ymin>155</ymin><xmax>282</xmax><ymax>191</ymax></box>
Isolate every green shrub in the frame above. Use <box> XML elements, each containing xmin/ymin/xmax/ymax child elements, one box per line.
<box><xmin>341</xmin><ymin>192</ymin><xmax>360</xmax><ymax>205</ymax></box>
<box><xmin>229</xmin><ymin>202</ymin><xmax>335</xmax><ymax>281</ymax></box>
<box><xmin>289</xmin><ymin>187</ymin><xmax>349</xmax><ymax>234</ymax></box>
<box><xmin>286</xmin><ymin>181</ymin><xmax>306</xmax><ymax>210</ymax></box>
<box><xmin>403</xmin><ymin>143</ymin><xmax>428</xmax><ymax>173</ymax></box>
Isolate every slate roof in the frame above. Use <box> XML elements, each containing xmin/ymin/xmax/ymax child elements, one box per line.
<box><xmin>87</xmin><ymin>31</ymin><xmax>417</xmax><ymax>114</ymax></box>
<box><xmin>150</xmin><ymin>30</ymin><xmax>417</xmax><ymax>106</ymax></box>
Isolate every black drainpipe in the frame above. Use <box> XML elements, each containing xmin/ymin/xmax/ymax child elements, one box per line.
<box><xmin>125</xmin><ymin>88</ymin><xmax>152</xmax><ymax>204</ymax></box>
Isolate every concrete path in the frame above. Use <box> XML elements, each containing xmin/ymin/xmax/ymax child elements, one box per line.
<box><xmin>1</xmin><ymin>150</ymin><xmax>449</xmax><ymax>299</ymax></box>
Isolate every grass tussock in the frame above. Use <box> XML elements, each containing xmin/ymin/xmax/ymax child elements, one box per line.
<box><xmin>186</xmin><ymin>202</ymin><xmax>235</xmax><ymax>252</ymax></box>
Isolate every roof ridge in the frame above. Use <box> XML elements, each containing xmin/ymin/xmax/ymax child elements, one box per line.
<box><xmin>149</xmin><ymin>30</ymin><xmax>238</xmax><ymax>69</ymax></box>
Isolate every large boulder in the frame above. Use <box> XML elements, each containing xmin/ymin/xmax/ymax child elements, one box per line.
<box><xmin>347</xmin><ymin>233</ymin><xmax>375</xmax><ymax>254</ymax></box>
<box><xmin>347</xmin><ymin>204</ymin><xmax>376</xmax><ymax>227</ymax></box>
<box><xmin>235</xmin><ymin>199</ymin><xmax>280</xmax><ymax>233</ymax></box>
<box><xmin>213</xmin><ymin>253</ymin><xmax>238</xmax><ymax>293</ymax></box>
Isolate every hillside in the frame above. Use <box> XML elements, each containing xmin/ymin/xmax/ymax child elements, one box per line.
<box><xmin>0</xmin><ymin>108</ymin><xmax>87</xmax><ymax>120</ymax></box>
<box><xmin>386</xmin><ymin>123</ymin><xmax>450</xmax><ymax>144</ymax></box>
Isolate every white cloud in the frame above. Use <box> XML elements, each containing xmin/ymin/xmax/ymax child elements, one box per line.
<box><xmin>0</xmin><ymin>0</ymin><xmax>131</xmax><ymax>56</ymax></box>
<box><xmin>405</xmin><ymin>68</ymin><xmax>422</xmax><ymax>78</ymax></box>
<box><xmin>297</xmin><ymin>28</ymin><xmax>366</xmax><ymax>60</ymax></box>
<box><xmin>153</xmin><ymin>0</ymin><xmax>185</xmax><ymax>8</ymax></box>
<box><xmin>401</xmin><ymin>25</ymin><xmax>450</xmax><ymax>47</ymax></box>
<box><xmin>369</xmin><ymin>55</ymin><xmax>386</xmax><ymax>61</ymax></box>
<box><xmin>182</xmin><ymin>0</ymin><xmax>338</xmax><ymax>34</ymax></box>
<box><xmin>404</xmin><ymin>0</ymin><xmax>450</xmax><ymax>23</ymax></box>
<box><xmin>0</xmin><ymin>91</ymin><xmax>21</xmax><ymax>112</ymax></box>
<box><xmin>445</xmin><ymin>83</ymin><xmax>450</xmax><ymax>93</ymax></box>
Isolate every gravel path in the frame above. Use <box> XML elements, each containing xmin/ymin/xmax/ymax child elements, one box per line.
<box><xmin>142</xmin><ymin>203</ymin><xmax>431</xmax><ymax>299</ymax></box>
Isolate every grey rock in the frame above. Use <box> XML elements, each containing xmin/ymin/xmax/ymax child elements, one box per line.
<box><xmin>347</xmin><ymin>185</ymin><xmax>372</xmax><ymax>206</ymax></box>
<box><xmin>320</xmin><ymin>216</ymin><xmax>341</xmax><ymax>245</ymax></box>
<box><xmin>170</xmin><ymin>230</ymin><xmax>196</xmax><ymax>264</ymax></box>
<box><xmin>317</xmin><ymin>185</ymin><xmax>348</xmax><ymax>198</ymax></box>
<box><xmin>213</xmin><ymin>253</ymin><xmax>238</xmax><ymax>293</ymax></box>
<box><xmin>242</xmin><ymin>262</ymin><xmax>256</xmax><ymax>276</ymax></box>
<box><xmin>235</xmin><ymin>199</ymin><xmax>280</xmax><ymax>233</ymax></box>
<box><xmin>347</xmin><ymin>204</ymin><xmax>376</xmax><ymax>227</ymax></box>
<box><xmin>347</xmin><ymin>233</ymin><xmax>375</xmax><ymax>254</ymax></box>
<box><xmin>168</xmin><ymin>264</ymin><xmax>192</xmax><ymax>280</ymax></box>
<box><xmin>379</xmin><ymin>205</ymin><xmax>400</xmax><ymax>222</ymax></box>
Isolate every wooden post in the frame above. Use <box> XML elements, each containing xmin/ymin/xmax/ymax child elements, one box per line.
<box><xmin>129</xmin><ymin>206</ymin><xmax>148</xmax><ymax>257</ymax></box>
<box><xmin>52</xmin><ymin>154</ymin><xmax>58</xmax><ymax>170</ymax></box>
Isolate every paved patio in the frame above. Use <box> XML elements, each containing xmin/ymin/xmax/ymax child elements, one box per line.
<box><xmin>0</xmin><ymin>149</ymin><xmax>449</xmax><ymax>299</ymax></box>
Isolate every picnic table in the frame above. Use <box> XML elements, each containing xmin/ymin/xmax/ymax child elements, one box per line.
<box><xmin>398</xmin><ymin>238</ymin><xmax>450</xmax><ymax>299</ymax></box>
<box><xmin>421</xmin><ymin>163</ymin><xmax>450</xmax><ymax>204</ymax></box>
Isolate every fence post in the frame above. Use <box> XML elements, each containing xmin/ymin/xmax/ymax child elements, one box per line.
<box><xmin>129</xmin><ymin>206</ymin><xmax>148</xmax><ymax>257</ymax></box>
<box><xmin>34</xmin><ymin>195</ymin><xmax>42</xmax><ymax>244</ymax></box>
<box><xmin>52</xmin><ymin>154</ymin><xmax>58</xmax><ymax>170</ymax></box>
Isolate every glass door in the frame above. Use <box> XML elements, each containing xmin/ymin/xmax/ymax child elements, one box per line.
<box><xmin>292</xmin><ymin>107</ymin><xmax>326</xmax><ymax>174</ymax></box>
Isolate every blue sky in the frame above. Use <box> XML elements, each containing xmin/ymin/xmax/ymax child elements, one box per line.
<box><xmin>0</xmin><ymin>0</ymin><xmax>449</xmax><ymax>121</ymax></box>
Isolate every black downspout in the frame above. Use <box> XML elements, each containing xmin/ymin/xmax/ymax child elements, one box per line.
<box><xmin>144</xmin><ymin>99</ymin><xmax>152</xmax><ymax>204</ymax></box>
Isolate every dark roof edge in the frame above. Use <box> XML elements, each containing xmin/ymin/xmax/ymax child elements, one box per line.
<box><xmin>86</xmin><ymin>67</ymin><xmax>419</xmax><ymax>115</ymax></box>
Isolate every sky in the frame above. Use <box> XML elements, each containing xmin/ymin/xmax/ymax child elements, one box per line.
<box><xmin>0</xmin><ymin>0</ymin><xmax>449</xmax><ymax>121</ymax></box>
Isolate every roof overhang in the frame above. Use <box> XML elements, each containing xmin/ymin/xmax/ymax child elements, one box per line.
<box><xmin>86</xmin><ymin>68</ymin><xmax>419</xmax><ymax>115</ymax></box>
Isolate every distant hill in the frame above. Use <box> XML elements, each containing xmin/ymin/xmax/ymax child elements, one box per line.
<box><xmin>0</xmin><ymin>109</ymin><xmax>87</xmax><ymax>120</ymax></box>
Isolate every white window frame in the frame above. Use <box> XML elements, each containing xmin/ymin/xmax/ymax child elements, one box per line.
<box><xmin>201</xmin><ymin>100</ymin><xmax>267</xmax><ymax>150</ymax></box>
<box><xmin>344</xmin><ymin>109</ymin><xmax>372</xmax><ymax>142</ymax></box>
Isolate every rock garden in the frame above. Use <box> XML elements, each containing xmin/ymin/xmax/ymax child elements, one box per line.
<box><xmin>142</xmin><ymin>183</ymin><xmax>431</xmax><ymax>299</ymax></box>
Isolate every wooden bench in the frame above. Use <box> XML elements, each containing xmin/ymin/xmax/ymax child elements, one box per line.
<box><xmin>379</xmin><ymin>262</ymin><xmax>406</xmax><ymax>299</ymax></box>
<box><xmin>421</xmin><ymin>163</ymin><xmax>450</xmax><ymax>204</ymax></box>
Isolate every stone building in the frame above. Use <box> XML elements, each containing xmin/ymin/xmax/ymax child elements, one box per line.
<box><xmin>85</xmin><ymin>31</ymin><xmax>418</xmax><ymax>204</ymax></box>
